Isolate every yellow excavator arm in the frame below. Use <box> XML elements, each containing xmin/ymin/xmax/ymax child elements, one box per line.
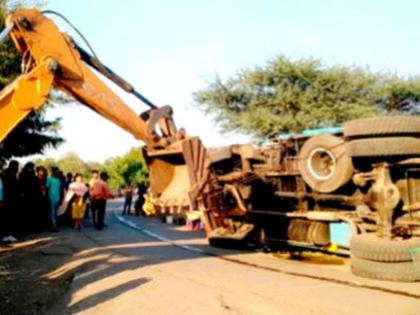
<box><xmin>0</xmin><ymin>9</ymin><xmax>210</xmax><ymax>210</ymax></box>
<box><xmin>0</xmin><ymin>9</ymin><xmax>180</xmax><ymax>148</ymax></box>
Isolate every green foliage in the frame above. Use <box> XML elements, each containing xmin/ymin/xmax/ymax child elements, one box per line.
<box><xmin>194</xmin><ymin>55</ymin><xmax>420</xmax><ymax>139</ymax></box>
<box><xmin>1</xmin><ymin>0</ymin><xmax>45</xmax><ymax>13</ymax></box>
<box><xmin>0</xmin><ymin>111</ymin><xmax>63</xmax><ymax>160</ymax></box>
<box><xmin>33</xmin><ymin>148</ymin><xmax>149</xmax><ymax>189</ymax></box>
<box><xmin>0</xmin><ymin>1</ymin><xmax>22</xmax><ymax>85</ymax></box>
<box><xmin>33</xmin><ymin>152</ymin><xmax>100</xmax><ymax>178</ymax></box>
<box><xmin>33</xmin><ymin>157</ymin><xmax>55</xmax><ymax>171</ymax></box>
<box><xmin>104</xmin><ymin>147</ymin><xmax>148</xmax><ymax>189</ymax></box>
<box><xmin>0</xmin><ymin>0</ymin><xmax>65</xmax><ymax>161</ymax></box>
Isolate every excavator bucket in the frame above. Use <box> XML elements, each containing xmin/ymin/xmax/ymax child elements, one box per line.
<box><xmin>144</xmin><ymin>136</ymin><xmax>210</xmax><ymax>212</ymax></box>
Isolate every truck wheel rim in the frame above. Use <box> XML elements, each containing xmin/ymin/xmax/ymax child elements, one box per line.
<box><xmin>307</xmin><ymin>148</ymin><xmax>336</xmax><ymax>181</ymax></box>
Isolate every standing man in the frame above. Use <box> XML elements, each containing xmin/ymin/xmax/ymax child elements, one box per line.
<box><xmin>88</xmin><ymin>170</ymin><xmax>99</xmax><ymax>191</ymax></box>
<box><xmin>35</xmin><ymin>166</ymin><xmax>49</xmax><ymax>230</ymax></box>
<box><xmin>19</xmin><ymin>162</ymin><xmax>38</xmax><ymax>233</ymax></box>
<box><xmin>88</xmin><ymin>170</ymin><xmax>99</xmax><ymax>222</ymax></box>
<box><xmin>2</xmin><ymin>160</ymin><xmax>19</xmax><ymax>242</ymax></box>
<box><xmin>134</xmin><ymin>182</ymin><xmax>147</xmax><ymax>216</ymax></box>
<box><xmin>122</xmin><ymin>181</ymin><xmax>133</xmax><ymax>215</ymax></box>
<box><xmin>89</xmin><ymin>169</ymin><xmax>99</xmax><ymax>224</ymax></box>
<box><xmin>46</xmin><ymin>166</ymin><xmax>62</xmax><ymax>232</ymax></box>
<box><xmin>64</xmin><ymin>172</ymin><xmax>73</xmax><ymax>191</ymax></box>
<box><xmin>90</xmin><ymin>171</ymin><xmax>112</xmax><ymax>230</ymax></box>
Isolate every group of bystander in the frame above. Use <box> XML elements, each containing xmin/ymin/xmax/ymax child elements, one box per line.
<box><xmin>0</xmin><ymin>160</ymin><xmax>113</xmax><ymax>243</ymax></box>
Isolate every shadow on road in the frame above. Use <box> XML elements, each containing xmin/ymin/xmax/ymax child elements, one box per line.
<box><xmin>0</xmin><ymin>199</ymin><xmax>256</xmax><ymax>314</ymax></box>
<box><xmin>41</xmin><ymin>204</ymin><xmax>255</xmax><ymax>314</ymax></box>
<box><xmin>67</xmin><ymin>277</ymin><xmax>150</xmax><ymax>313</ymax></box>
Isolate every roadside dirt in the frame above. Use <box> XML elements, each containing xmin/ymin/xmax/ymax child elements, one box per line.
<box><xmin>0</xmin><ymin>234</ymin><xmax>76</xmax><ymax>315</ymax></box>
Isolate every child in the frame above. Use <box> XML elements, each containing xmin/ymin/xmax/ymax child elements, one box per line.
<box><xmin>142</xmin><ymin>189</ymin><xmax>157</xmax><ymax>216</ymax></box>
<box><xmin>122</xmin><ymin>182</ymin><xmax>134</xmax><ymax>215</ymax></box>
<box><xmin>68</xmin><ymin>174</ymin><xmax>88</xmax><ymax>230</ymax></box>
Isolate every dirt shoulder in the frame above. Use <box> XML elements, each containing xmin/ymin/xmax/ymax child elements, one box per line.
<box><xmin>0</xmin><ymin>232</ymin><xmax>81</xmax><ymax>315</ymax></box>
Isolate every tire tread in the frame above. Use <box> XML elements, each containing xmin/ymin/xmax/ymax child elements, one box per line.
<box><xmin>351</xmin><ymin>256</ymin><xmax>420</xmax><ymax>282</ymax></box>
<box><xmin>350</xmin><ymin>233</ymin><xmax>420</xmax><ymax>262</ymax></box>
<box><xmin>344</xmin><ymin>116</ymin><xmax>420</xmax><ymax>138</ymax></box>
<box><xmin>345</xmin><ymin>137</ymin><xmax>420</xmax><ymax>157</ymax></box>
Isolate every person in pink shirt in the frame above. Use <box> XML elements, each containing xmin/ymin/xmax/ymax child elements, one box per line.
<box><xmin>89</xmin><ymin>171</ymin><xmax>113</xmax><ymax>230</ymax></box>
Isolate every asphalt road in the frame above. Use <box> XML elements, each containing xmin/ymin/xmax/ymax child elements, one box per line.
<box><xmin>48</xmin><ymin>199</ymin><xmax>420</xmax><ymax>315</ymax></box>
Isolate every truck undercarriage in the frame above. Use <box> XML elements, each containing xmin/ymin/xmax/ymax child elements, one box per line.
<box><xmin>175</xmin><ymin>116</ymin><xmax>420</xmax><ymax>281</ymax></box>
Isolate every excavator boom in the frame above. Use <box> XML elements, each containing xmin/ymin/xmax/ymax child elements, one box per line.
<box><xmin>1</xmin><ymin>9</ymin><xmax>153</xmax><ymax>143</ymax></box>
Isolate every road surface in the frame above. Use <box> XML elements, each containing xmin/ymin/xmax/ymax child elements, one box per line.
<box><xmin>46</xmin><ymin>199</ymin><xmax>420</xmax><ymax>315</ymax></box>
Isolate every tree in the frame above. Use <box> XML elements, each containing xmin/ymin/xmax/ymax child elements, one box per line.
<box><xmin>194</xmin><ymin>55</ymin><xmax>420</xmax><ymax>139</ymax></box>
<box><xmin>33</xmin><ymin>156</ymin><xmax>55</xmax><ymax>171</ymax></box>
<box><xmin>56</xmin><ymin>152</ymin><xmax>91</xmax><ymax>176</ymax></box>
<box><xmin>104</xmin><ymin>147</ymin><xmax>148</xmax><ymax>189</ymax></box>
<box><xmin>0</xmin><ymin>0</ymin><xmax>64</xmax><ymax>161</ymax></box>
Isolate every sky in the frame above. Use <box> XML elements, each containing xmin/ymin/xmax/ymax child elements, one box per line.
<box><xmin>23</xmin><ymin>0</ymin><xmax>420</xmax><ymax>162</ymax></box>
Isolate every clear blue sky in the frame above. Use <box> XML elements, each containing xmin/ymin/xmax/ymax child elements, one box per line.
<box><xmin>34</xmin><ymin>0</ymin><xmax>420</xmax><ymax>162</ymax></box>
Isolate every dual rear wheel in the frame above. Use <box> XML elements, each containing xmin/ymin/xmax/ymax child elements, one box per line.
<box><xmin>345</xmin><ymin>116</ymin><xmax>420</xmax><ymax>281</ymax></box>
<box><xmin>299</xmin><ymin>116</ymin><xmax>420</xmax><ymax>281</ymax></box>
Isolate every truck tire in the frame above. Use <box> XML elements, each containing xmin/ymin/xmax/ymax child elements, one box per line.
<box><xmin>345</xmin><ymin>137</ymin><xmax>420</xmax><ymax>157</ymax></box>
<box><xmin>344</xmin><ymin>116</ymin><xmax>420</xmax><ymax>138</ymax></box>
<box><xmin>351</xmin><ymin>256</ymin><xmax>420</xmax><ymax>282</ymax></box>
<box><xmin>350</xmin><ymin>233</ymin><xmax>420</xmax><ymax>262</ymax></box>
<box><xmin>298</xmin><ymin>135</ymin><xmax>353</xmax><ymax>193</ymax></box>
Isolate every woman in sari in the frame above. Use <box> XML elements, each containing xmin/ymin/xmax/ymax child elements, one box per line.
<box><xmin>68</xmin><ymin>174</ymin><xmax>88</xmax><ymax>230</ymax></box>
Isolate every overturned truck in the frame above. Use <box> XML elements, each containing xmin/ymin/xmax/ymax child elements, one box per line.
<box><xmin>0</xmin><ymin>9</ymin><xmax>418</xmax><ymax>282</ymax></box>
<box><xmin>157</xmin><ymin>116</ymin><xmax>420</xmax><ymax>282</ymax></box>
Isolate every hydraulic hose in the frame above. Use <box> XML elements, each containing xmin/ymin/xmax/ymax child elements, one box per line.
<box><xmin>0</xmin><ymin>23</ymin><xmax>14</xmax><ymax>45</ymax></box>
